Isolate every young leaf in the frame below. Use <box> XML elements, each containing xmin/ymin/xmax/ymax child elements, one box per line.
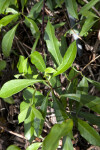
<box><xmin>80</xmin><ymin>17</ymin><xmax>98</xmax><ymax>36</ymax></box>
<box><xmin>64</xmin><ymin>0</ymin><xmax>78</xmax><ymax>19</ymax></box>
<box><xmin>78</xmin><ymin>119</ymin><xmax>100</xmax><ymax>146</ymax></box>
<box><xmin>53</xmin><ymin>41</ymin><xmax>77</xmax><ymax>76</ymax></box>
<box><xmin>42</xmin><ymin>119</ymin><xmax>73</xmax><ymax>150</ymax></box>
<box><xmin>45</xmin><ymin>20</ymin><xmax>62</xmax><ymax>66</ymax></box>
<box><xmin>28</xmin><ymin>0</ymin><xmax>43</xmax><ymax>19</ymax></box>
<box><xmin>0</xmin><ymin>79</ymin><xmax>43</xmax><ymax>98</ymax></box>
<box><xmin>26</xmin><ymin>143</ymin><xmax>42</xmax><ymax>150</ymax></box>
<box><xmin>7</xmin><ymin>145</ymin><xmax>21</xmax><ymax>150</ymax></box>
<box><xmin>30</xmin><ymin>51</ymin><xmax>46</xmax><ymax>72</ymax></box>
<box><xmin>79</xmin><ymin>0</ymin><xmax>100</xmax><ymax>15</ymax></box>
<box><xmin>2</xmin><ymin>24</ymin><xmax>19</xmax><ymax>57</ymax></box>
<box><xmin>0</xmin><ymin>14</ymin><xmax>19</xmax><ymax>28</ymax></box>
<box><xmin>62</xmin><ymin>136</ymin><xmax>74</xmax><ymax>150</ymax></box>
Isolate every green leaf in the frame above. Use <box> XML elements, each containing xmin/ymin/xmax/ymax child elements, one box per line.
<box><xmin>79</xmin><ymin>112</ymin><xmax>100</xmax><ymax>127</ymax></box>
<box><xmin>7</xmin><ymin>145</ymin><xmax>21</xmax><ymax>150</ymax></box>
<box><xmin>26</xmin><ymin>143</ymin><xmax>42</xmax><ymax>150</ymax></box>
<box><xmin>54</xmin><ymin>41</ymin><xmax>77</xmax><ymax>76</ymax></box>
<box><xmin>0</xmin><ymin>79</ymin><xmax>43</xmax><ymax>98</ymax></box>
<box><xmin>17</xmin><ymin>56</ymin><xmax>32</xmax><ymax>75</ymax></box>
<box><xmin>42</xmin><ymin>119</ymin><xmax>73</xmax><ymax>150</ymax></box>
<box><xmin>45</xmin><ymin>67</ymin><xmax>56</xmax><ymax>74</ymax></box>
<box><xmin>80</xmin><ymin>17</ymin><xmax>98</xmax><ymax>36</ymax></box>
<box><xmin>25</xmin><ymin>17</ymin><xmax>40</xmax><ymax>38</ymax></box>
<box><xmin>5</xmin><ymin>8</ymin><xmax>18</xmax><ymax>14</ymax></box>
<box><xmin>0</xmin><ymin>60</ymin><xmax>6</xmax><ymax>71</ymax></box>
<box><xmin>30</xmin><ymin>51</ymin><xmax>46</xmax><ymax>72</ymax></box>
<box><xmin>79</xmin><ymin>0</ymin><xmax>100</xmax><ymax>14</ymax></box>
<box><xmin>28</xmin><ymin>0</ymin><xmax>43</xmax><ymax>19</ymax></box>
<box><xmin>53</xmin><ymin>94</ymin><xmax>68</xmax><ymax>122</ymax></box>
<box><xmin>77</xmin><ymin>76</ymin><xmax>88</xmax><ymax>94</ymax></box>
<box><xmin>24</xmin><ymin>107</ymin><xmax>35</xmax><ymax>141</ymax></box>
<box><xmin>2</xmin><ymin>24</ymin><xmax>19</xmax><ymax>57</ymax></box>
<box><xmin>32</xmin><ymin>106</ymin><xmax>43</xmax><ymax>120</ymax></box>
<box><xmin>18</xmin><ymin>101</ymin><xmax>30</xmax><ymax>123</ymax></box>
<box><xmin>61</xmin><ymin>93</ymin><xmax>100</xmax><ymax>113</ymax></box>
<box><xmin>45</xmin><ymin>20</ymin><xmax>62</xmax><ymax>66</ymax></box>
<box><xmin>63</xmin><ymin>136</ymin><xmax>74</xmax><ymax>150</ymax></box>
<box><xmin>87</xmin><ymin>78</ymin><xmax>100</xmax><ymax>91</ymax></box>
<box><xmin>0</xmin><ymin>14</ymin><xmax>19</xmax><ymax>28</ymax></box>
<box><xmin>3</xmin><ymin>96</ymin><xmax>14</xmax><ymax>104</ymax></box>
<box><xmin>78</xmin><ymin>119</ymin><xmax>100</xmax><ymax>146</ymax></box>
<box><xmin>64</xmin><ymin>0</ymin><xmax>78</xmax><ymax>19</ymax></box>
<box><xmin>21</xmin><ymin>0</ymin><xmax>27</xmax><ymax>11</ymax></box>
<box><xmin>0</xmin><ymin>0</ymin><xmax>10</xmax><ymax>14</ymax></box>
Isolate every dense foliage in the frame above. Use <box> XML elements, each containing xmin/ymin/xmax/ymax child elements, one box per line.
<box><xmin>0</xmin><ymin>0</ymin><xmax>100</xmax><ymax>149</ymax></box>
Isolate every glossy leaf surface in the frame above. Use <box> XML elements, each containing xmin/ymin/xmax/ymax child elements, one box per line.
<box><xmin>30</xmin><ymin>51</ymin><xmax>46</xmax><ymax>72</ymax></box>
<box><xmin>0</xmin><ymin>14</ymin><xmax>19</xmax><ymax>28</ymax></box>
<box><xmin>0</xmin><ymin>79</ymin><xmax>43</xmax><ymax>98</ymax></box>
<box><xmin>54</xmin><ymin>41</ymin><xmax>77</xmax><ymax>76</ymax></box>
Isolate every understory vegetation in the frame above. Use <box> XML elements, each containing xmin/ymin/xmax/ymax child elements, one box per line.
<box><xmin>0</xmin><ymin>0</ymin><xmax>100</xmax><ymax>150</ymax></box>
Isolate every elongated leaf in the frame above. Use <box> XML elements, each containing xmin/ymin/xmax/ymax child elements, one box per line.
<box><xmin>53</xmin><ymin>94</ymin><xmax>68</xmax><ymax>122</ymax></box>
<box><xmin>63</xmin><ymin>136</ymin><xmax>74</xmax><ymax>150</ymax></box>
<box><xmin>26</xmin><ymin>143</ymin><xmax>42</xmax><ymax>150</ymax></box>
<box><xmin>28</xmin><ymin>0</ymin><xmax>43</xmax><ymax>19</ymax></box>
<box><xmin>64</xmin><ymin>0</ymin><xmax>78</xmax><ymax>19</ymax></box>
<box><xmin>54</xmin><ymin>41</ymin><xmax>77</xmax><ymax>76</ymax></box>
<box><xmin>79</xmin><ymin>0</ymin><xmax>100</xmax><ymax>14</ymax></box>
<box><xmin>87</xmin><ymin>78</ymin><xmax>100</xmax><ymax>91</ymax></box>
<box><xmin>7</xmin><ymin>145</ymin><xmax>21</xmax><ymax>150</ymax></box>
<box><xmin>32</xmin><ymin>106</ymin><xmax>43</xmax><ymax>120</ymax></box>
<box><xmin>24</xmin><ymin>108</ymin><xmax>35</xmax><ymax>141</ymax></box>
<box><xmin>2</xmin><ymin>24</ymin><xmax>19</xmax><ymax>57</ymax></box>
<box><xmin>25</xmin><ymin>17</ymin><xmax>40</xmax><ymax>38</ymax></box>
<box><xmin>0</xmin><ymin>79</ymin><xmax>43</xmax><ymax>98</ymax></box>
<box><xmin>0</xmin><ymin>0</ymin><xmax>10</xmax><ymax>13</ymax></box>
<box><xmin>3</xmin><ymin>96</ymin><xmax>14</xmax><ymax>104</ymax></box>
<box><xmin>78</xmin><ymin>119</ymin><xmax>100</xmax><ymax>146</ymax></box>
<box><xmin>79</xmin><ymin>112</ymin><xmax>100</xmax><ymax>127</ymax></box>
<box><xmin>80</xmin><ymin>17</ymin><xmax>98</xmax><ymax>36</ymax></box>
<box><xmin>30</xmin><ymin>51</ymin><xmax>46</xmax><ymax>72</ymax></box>
<box><xmin>45</xmin><ymin>20</ymin><xmax>62</xmax><ymax>66</ymax></box>
<box><xmin>42</xmin><ymin>119</ymin><xmax>73</xmax><ymax>150</ymax></box>
<box><xmin>0</xmin><ymin>14</ymin><xmax>19</xmax><ymax>28</ymax></box>
<box><xmin>61</xmin><ymin>93</ymin><xmax>100</xmax><ymax>113</ymax></box>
